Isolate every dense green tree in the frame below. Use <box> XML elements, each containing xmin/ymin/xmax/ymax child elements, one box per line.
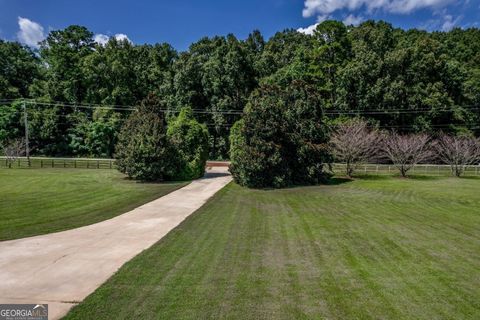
<box><xmin>256</xmin><ymin>29</ymin><xmax>313</xmax><ymax>79</ymax></box>
<box><xmin>68</xmin><ymin>108</ymin><xmax>122</xmax><ymax>157</ymax></box>
<box><xmin>115</xmin><ymin>95</ymin><xmax>177</xmax><ymax>181</ymax></box>
<box><xmin>0</xmin><ymin>101</ymin><xmax>23</xmax><ymax>144</ymax></box>
<box><xmin>172</xmin><ymin>34</ymin><xmax>256</xmax><ymax>159</ymax></box>
<box><xmin>167</xmin><ymin>107</ymin><xmax>209</xmax><ymax>180</ymax></box>
<box><xmin>39</xmin><ymin>25</ymin><xmax>95</xmax><ymax>103</ymax></box>
<box><xmin>83</xmin><ymin>38</ymin><xmax>137</xmax><ymax>105</ymax></box>
<box><xmin>0</xmin><ymin>41</ymin><xmax>41</xmax><ymax>99</ymax></box>
<box><xmin>2</xmin><ymin>21</ymin><xmax>480</xmax><ymax>158</ymax></box>
<box><xmin>311</xmin><ymin>21</ymin><xmax>351</xmax><ymax>107</ymax></box>
<box><xmin>27</xmin><ymin>104</ymin><xmax>68</xmax><ymax>155</ymax></box>
<box><xmin>229</xmin><ymin>81</ymin><xmax>331</xmax><ymax>188</ymax></box>
<box><xmin>337</xmin><ymin>21</ymin><xmax>477</xmax><ymax>134</ymax></box>
<box><xmin>82</xmin><ymin>39</ymin><xmax>177</xmax><ymax>106</ymax></box>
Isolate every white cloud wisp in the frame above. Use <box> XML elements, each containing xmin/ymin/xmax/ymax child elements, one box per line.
<box><xmin>94</xmin><ymin>33</ymin><xmax>132</xmax><ymax>45</ymax></box>
<box><xmin>17</xmin><ymin>17</ymin><xmax>45</xmax><ymax>48</ymax></box>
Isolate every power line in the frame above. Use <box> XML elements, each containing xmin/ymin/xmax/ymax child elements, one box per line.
<box><xmin>1</xmin><ymin>98</ymin><xmax>479</xmax><ymax>115</ymax></box>
<box><xmin>1</xmin><ymin>99</ymin><xmax>479</xmax><ymax>131</ymax></box>
<box><xmin>0</xmin><ymin>100</ymin><xmax>245</xmax><ymax>115</ymax></box>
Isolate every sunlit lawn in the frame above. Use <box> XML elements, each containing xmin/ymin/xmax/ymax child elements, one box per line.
<box><xmin>66</xmin><ymin>175</ymin><xmax>480</xmax><ymax>319</ymax></box>
<box><xmin>0</xmin><ymin>169</ymin><xmax>186</xmax><ymax>240</ymax></box>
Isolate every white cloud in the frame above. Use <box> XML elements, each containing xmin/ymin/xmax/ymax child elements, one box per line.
<box><xmin>297</xmin><ymin>23</ymin><xmax>319</xmax><ymax>35</ymax></box>
<box><xmin>297</xmin><ymin>14</ymin><xmax>331</xmax><ymax>35</ymax></box>
<box><xmin>441</xmin><ymin>13</ymin><xmax>461</xmax><ymax>31</ymax></box>
<box><xmin>114</xmin><ymin>33</ymin><xmax>130</xmax><ymax>42</ymax></box>
<box><xmin>419</xmin><ymin>9</ymin><xmax>462</xmax><ymax>31</ymax></box>
<box><xmin>343</xmin><ymin>14</ymin><xmax>364</xmax><ymax>26</ymax></box>
<box><xmin>94</xmin><ymin>34</ymin><xmax>109</xmax><ymax>45</ymax></box>
<box><xmin>303</xmin><ymin>0</ymin><xmax>456</xmax><ymax>17</ymax></box>
<box><xmin>94</xmin><ymin>33</ymin><xmax>132</xmax><ymax>45</ymax></box>
<box><xmin>17</xmin><ymin>17</ymin><xmax>45</xmax><ymax>48</ymax></box>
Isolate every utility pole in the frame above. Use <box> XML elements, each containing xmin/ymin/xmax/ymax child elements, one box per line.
<box><xmin>23</xmin><ymin>99</ymin><xmax>30</xmax><ymax>167</ymax></box>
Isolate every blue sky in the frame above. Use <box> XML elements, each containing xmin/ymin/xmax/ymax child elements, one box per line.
<box><xmin>0</xmin><ymin>0</ymin><xmax>479</xmax><ymax>50</ymax></box>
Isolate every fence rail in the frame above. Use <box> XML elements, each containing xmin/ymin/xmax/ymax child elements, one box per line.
<box><xmin>1</xmin><ymin>158</ymin><xmax>479</xmax><ymax>176</ymax></box>
<box><xmin>330</xmin><ymin>163</ymin><xmax>480</xmax><ymax>177</ymax></box>
<box><xmin>0</xmin><ymin>157</ymin><xmax>116</xmax><ymax>169</ymax></box>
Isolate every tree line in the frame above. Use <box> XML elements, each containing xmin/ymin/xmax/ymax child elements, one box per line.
<box><xmin>1</xmin><ymin>20</ymin><xmax>480</xmax><ymax>161</ymax></box>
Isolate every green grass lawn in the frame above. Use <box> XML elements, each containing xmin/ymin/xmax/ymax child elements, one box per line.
<box><xmin>65</xmin><ymin>175</ymin><xmax>480</xmax><ymax>319</ymax></box>
<box><xmin>0</xmin><ymin>169</ymin><xmax>186</xmax><ymax>240</ymax></box>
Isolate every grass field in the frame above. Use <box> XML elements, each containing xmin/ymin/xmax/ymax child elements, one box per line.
<box><xmin>0</xmin><ymin>169</ymin><xmax>186</xmax><ymax>240</ymax></box>
<box><xmin>65</xmin><ymin>176</ymin><xmax>480</xmax><ymax>319</ymax></box>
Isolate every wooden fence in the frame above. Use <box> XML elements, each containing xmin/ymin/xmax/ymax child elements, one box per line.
<box><xmin>330</xmin><ymin>163</ymin><xmax>480</xmax><ymax>177</ymax></box>
<box><xmin>1</xmin><ymin>158</ymin><xmax>479</xmax><ymax>176</ymax></box>
<box><xmin>0</xmin><ymin>157</ymin><xmax>116</xmax><ymax>169</ymax></box>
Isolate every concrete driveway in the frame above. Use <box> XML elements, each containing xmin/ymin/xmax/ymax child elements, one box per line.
<box><xmin>0</xmin><ymin>167</ymin><xmax>231</xmax><ymax>319</ymax></box>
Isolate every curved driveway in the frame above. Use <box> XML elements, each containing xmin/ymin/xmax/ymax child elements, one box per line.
<box><xmin>0</xmin><ymin>167</ymin><xmax>231</xmax><ymax>319</ymax></box>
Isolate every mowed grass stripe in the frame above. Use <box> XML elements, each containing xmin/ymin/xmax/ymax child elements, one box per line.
<box><xmin>66</xmin><ymin>177</ymin><xmax>480</xmax><ymax>320</ymax></box>
<box><xmin>0</xmin><ymin>169</ymin><xmax>186</xmax><ymax>240</ymax></box>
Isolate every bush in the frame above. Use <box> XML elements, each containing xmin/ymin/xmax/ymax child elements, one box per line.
<box><xmin>167</xmin><ymin>107</ymin><xmax>210</xmax><ymax>180</ymax></box>
<box><xmin>229</xmin><ymin>81</ymin><xmax>331</xmax><ymax>188</ymax></box>
<box><xmin>115</xmin><ymin>95</ymin><xmax>178</xmax><ymax>181</ymax></box>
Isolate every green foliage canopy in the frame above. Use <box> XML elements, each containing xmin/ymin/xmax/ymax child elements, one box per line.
<box><xmin>167</xmin><ymin>107</ymin><xmax>210</xmax><ymax>180</ymax></box>
<box><xmin>229</xmin><ymin>81</ymin><xmax>331</xmax><ymax>188</ymax></box>
<box><xmin>1</xmin><ymin>20</ymin><xmax>480</xmax><ymax>159</ymax></box>
<box><xmin>115</xmin><ymin>95</ymin><xmax>177</xmax><ymax>181</ymax></box>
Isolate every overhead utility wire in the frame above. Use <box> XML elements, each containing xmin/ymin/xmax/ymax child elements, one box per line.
<box><xmin>1</xmin><ymin>99</ymin><xmax>479</xmax><ymax>115</ymax></box>
<box><xmin>4</xmin><ymin>98</ymin><xmax>480</xmax><ymax>112</ymax></box>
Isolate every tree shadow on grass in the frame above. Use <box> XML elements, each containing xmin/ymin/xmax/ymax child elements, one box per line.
<box><xmin>456</xmin><ymin>175</ymin><xmax>480</xmax><ymax>180</ymax></box>
<box><xmin>203</xmin><ymin>171</ymin><xmax>231</xmax><ymax>179</ymax></box>
<box><xmin>342</xmin><ymin>174</ymin><xmax>391</xmax><ymax>181</ymax></box>
<box><xmin>325</xmin><ymin>177</ymin><xmax>355</xmax><ymax>186</ymax></box>
<box><xmin>406</xmin><ymin>175</ymin><xmax>445</xmax><ymax>181</ymax></box>
<box><xmin>348</xmin><ymin>174</ymin><xmax>445</xmax><ymax>181</ymax></box>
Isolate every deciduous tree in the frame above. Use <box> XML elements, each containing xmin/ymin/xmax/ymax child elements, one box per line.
<box><xmin>2</xmin><ymin>138</ymin><xmax>26</xmax><ymax>168</ymax></box>
<box><xmin>331</xmin><ymin>119</ymin><xmax>380</xmax><ymax>177</ymax></box>
<box><xmin>435</xmin><ymin>134</ymin><xmax>480</xmax><ymax>177</ymax></box>
<box><xmin>382</xmin><ymin>133</ymin><xmax>432</xmax><ymax>177</ymax></box>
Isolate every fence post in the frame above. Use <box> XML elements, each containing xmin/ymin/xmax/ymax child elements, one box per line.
<box><xmin>64</xmin><ymin>160</ymin><xmax>66</xmax><ymax>168</ymax></box>
<box><xmin>74</xmin><ymin>160</ymin><xmax>77</xmax><ymax>169</ymax></box>
<box><xmin>52</xmin><ymin>159</ymin><xmax>54</xmax><ymax>168</ymax></box>
<box><xmin>97</xmin><ymin>160</ymin><xmax>100</xmax><ymax>169</ymax></box>
<box><xmin>41</xmin><ymin>160</ymin><xmax>43</xmax><ymax>168</ymax></box>
<box><xmin>87</xmin><ymin>161</ymin><xmax>89</xmax><ymax>169</ymax></box>
<box><xmin>110</xmin><ymin>160</ymin><xmax>112</xmax><ymax>169</ymax></box>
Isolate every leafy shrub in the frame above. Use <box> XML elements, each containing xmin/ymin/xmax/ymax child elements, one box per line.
<box><xmin>229</xmin><ymin>81</ymin><xmax>332</xmax><ymax>188</ymax></box>
<box><xmin>167</xmin><ymin>107</ymin><xmax>210</xmax><ymax>180</ymax></box>
<box><xmin>115</xmin><ymin>95</ymin><xmax>178</xmax><ymax>181</ymax></box>
<box><xmin>69</xmin><ymin>108</ymin><xmax>122</xmax><ymax>158</ymax></box>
